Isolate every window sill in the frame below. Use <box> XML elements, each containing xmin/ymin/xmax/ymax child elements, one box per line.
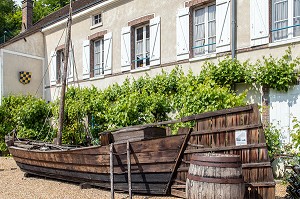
<box><xmin>90</xmin><ymin>75</ymin><xmax>105</xmax><ymax>81</ymax></box>
<box><xmin>189</xmin><ymin>53</ymin><xmax>217</xmax><ymax>62</ymax></box>
<box><xmin>130</xmin><ymin>66</ymin><xmax>150</xmax><ymax>73</ymax></box>
<box><xmin>90</xmin><ymin>22</ymin><xmax>103</xmax><ymax>30</ymax></box>
<box><xmin>269</xmin><ymin>36</ymin><xmax>300</xmax><ymax>48</ymax></box>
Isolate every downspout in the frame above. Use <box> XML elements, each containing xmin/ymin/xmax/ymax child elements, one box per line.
<box><xmin>231</xmin><ymin>0</ymin><xmax>237</xmax><ymax>59</ymax></box>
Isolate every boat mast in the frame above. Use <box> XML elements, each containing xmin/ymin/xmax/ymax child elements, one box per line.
<box><xmin>57</xmin><ymin>0</ymin><xmax>73</xmax><ymax>145</ymax></box>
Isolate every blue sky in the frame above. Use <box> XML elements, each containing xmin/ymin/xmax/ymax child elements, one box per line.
<box><xmin>15</xmin><ymin>0</ymin><xmax>22</xmax><ymax>6</ymax></box>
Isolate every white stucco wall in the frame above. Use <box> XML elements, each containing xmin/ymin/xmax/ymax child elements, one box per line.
<box><xmin>40</xmin><ymin>0</ymin><xmax>300</xmax><ymax>103</ymax></box>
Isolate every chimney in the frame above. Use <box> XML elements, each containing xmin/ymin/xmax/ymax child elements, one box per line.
<box><xmin>21</xmin><ymin>0</ymin><xmax>33</xmax><ymax>32</ymax></box>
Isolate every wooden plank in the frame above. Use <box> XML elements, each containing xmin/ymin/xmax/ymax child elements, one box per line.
<box><xmin>171</xmin><ymin>184</ymin><xmax>186</xmax><ymax>189</ymax></box>
<box><xmin>245</xmin><ymin>182</ymin><xmax>276</xmax><ymax>187</ymax></box>
<box><xmin>127</xmin><ymin>141</ymin><xmax>132</xmax><ymax>199</ymax></box>
<box><xmin>242</xmin><ymin>162</ymin><xmax>271</xmax><ymax>168</ymax></box>
<box><xmin>181</xmin><ymin>105</ymin><xmax>254</xmax><ymax>122</ymax></box>
<box><xmin>17</xmin><ymin>162</ymin><xmax>172</xmax><ymax>183</ymax></box>
<box><xmin>191</xmin><ymin>124</ymin><xmax>262</xmax><ymax>135</ymax></box>
<box><xmin>184</xmin><ymin>143</ymin><xmax>267</xmax><ymax>154</ymax></box>
<box><xmin>13</xmin><ymin>157</ymin><xmax>176</xmax><ymax>174</ymax></box>
<box><xmin>10</xmin><ymin>148</ymin><xmax>179</xmax><ymax>166</ymax></box>
<box><xmin>110</xmin><ymin>143</ymin><xmax>114</xmax><ymax>199</ymax></box>
<box><xmin>171</xmin><ymin>188</ymin><xmax>186</xmax><ymax>198</ymax></box>
<box><xmin>165</xmin><ymin>128</ymin><xmax>192</xmax><ymax>194</ymax></box>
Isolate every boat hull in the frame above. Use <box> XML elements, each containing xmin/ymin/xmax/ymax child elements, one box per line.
<box><xmin>8</xmin><ymin>135</ymin><xmax>185</xmax><ymax>195</ymax></box>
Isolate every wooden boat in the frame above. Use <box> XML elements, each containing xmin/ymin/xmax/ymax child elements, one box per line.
<box><xmin>6</xmin><ymin>128</ymin><xmax>185</xmax><ymax>195</ymax></box>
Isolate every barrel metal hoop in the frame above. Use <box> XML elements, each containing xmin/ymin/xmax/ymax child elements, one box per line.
<box><xmin>190</xmin><ymin>160</ymin><xmax>241</xmax><ymax>168</ymax></box>
<box><xmin>187</xmin><ymin>173</ymin><xmax>244</xmax><ymax>184</ymax></box>
<box><xmin>191</xmin><ymin>155</ymin><xmax>241</xmax><ymax>163</ymax></box>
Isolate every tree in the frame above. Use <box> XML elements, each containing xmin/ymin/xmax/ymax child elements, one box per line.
<box><xmin>0</xmin><ymin>0</ymin><xmax>21</xmax><ymax>43</ymax></box>
<box><xmin>0</xmin><ymin>0</ymin><xmax>72</xmax><ymax>44</ymax></box>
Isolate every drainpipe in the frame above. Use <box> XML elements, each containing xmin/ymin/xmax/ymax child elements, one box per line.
<box><xmin>231</xmin><ymin>0</ymin><xmax>236</xmax><ymax>59</ymax></box>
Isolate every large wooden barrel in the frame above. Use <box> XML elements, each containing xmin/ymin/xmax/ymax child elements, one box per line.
<box><xmin>186</xmin><ymin>153</ymin><xmax>245</xmax><ymax>199</ymax></box>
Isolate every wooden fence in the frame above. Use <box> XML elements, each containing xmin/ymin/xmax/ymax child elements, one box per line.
<box><xmin>170</xmin><ymin>104</ymin><xmax>275</xmax><ymax>199</ymax></box>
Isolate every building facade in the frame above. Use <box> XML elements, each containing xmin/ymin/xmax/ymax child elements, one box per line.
<box><xmin>0</xmin><ymin>0</ymin><xmax>300</xmax><ymax>143</ymax></box>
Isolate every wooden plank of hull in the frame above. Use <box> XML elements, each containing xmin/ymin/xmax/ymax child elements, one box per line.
<box><xmin>13</xmin><ymin>156</ymin><xmax>174</xmax><ymax>174</ymax></box>
<box><xmin>67</xmin><ymin>135</ymin><xmax>185</xmax><ymax>154</ymax></box>
<box><xmin>9</xmin><ymin>148</ymin><xmax>179</xmax><ymax>166</ymax></box>
<box><xmin>18</xmin><ymin>162</ymin><xmax>170</xmax><ymax>195</ymax></box>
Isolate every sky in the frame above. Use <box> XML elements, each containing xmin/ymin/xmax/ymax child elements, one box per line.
<box><xmin>15</xmin><ymin>0</ymin><xmax>22</xmax><ymax>6</ymax></box>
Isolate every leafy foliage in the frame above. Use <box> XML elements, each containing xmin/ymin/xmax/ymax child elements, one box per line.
<box><xmin>264</xmin><ymin>124</ymin><xmax>283</xmax><ymax>160</ymax></box>
<box><xmin>254</xmin><ymin>47</ymin><xmax>300</xmax><ymax>92</ymax></box>
<box><xmin>0</xmin><ymin>95</ymin><xmax>54</xmax><ymax>151</ymax></box>
<box><xmin>0</xmin><ymin>0</ymin><xmax>21</xmax><ymax>43</ymax></box>
<box><xmin>1</xmin><ymin>51</ymin><xmax>299</xmax><ymax>150</ymax></box>
<box><xmin>200</xmin><ymin>58</ymin><xmax>252</xmax><ymax>88</ymax></box>
<box><xmin>291</xmin><ymin>118</ymin><xmax>300</xmax><ymax>149</ymax></box>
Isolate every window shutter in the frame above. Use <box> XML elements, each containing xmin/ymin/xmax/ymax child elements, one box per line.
<box><xmin>121</xmin><ymin>26</ymin><xmax>131</xmax><ymax>72</ymax></box>
<box><xmin>68</xmin><ymin>45</ymin><xmax>74</xmax><ymax>82</ymax></box>
<box><xmin>104</xmin><ymin>32</ymin><xmax>112</xmax><ymax>75</ymax></box>
<box><xmin>150</xmin><ymin>16</ymin><xmax>161</xmax><ymax>66</ymax></box>
<box><xmin>176</xmin><ymin>8</ymin><xmax>190</xmax><ymax>61</ymax></box>
<box><xmin>250</xmin><ymin>0</ymin><xmax>269</xmax><ymax>46</ymax></box>
<box><xmin>82</xmin><ymin>40</ymin><xmax>90</xmax><ymax>80</ymax></box>
<box><xmin>50</xmin><ymin>51</ymin><xmax>57</xmax><ymax>86</ymax></box>
<box><xmin>216</xmin><ymin>0</ymin><xmax>231</xmax><ymax>53</ymax></box>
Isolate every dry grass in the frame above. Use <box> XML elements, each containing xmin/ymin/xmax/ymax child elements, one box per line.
<box><xmin>0</xmin><ymin>157</ymin><xmax>287</xmax><ymax>199</ymax></box>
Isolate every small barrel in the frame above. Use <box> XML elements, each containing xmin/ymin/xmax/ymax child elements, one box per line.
<box><xmin>186</xmin><ymin>153</ymin><xmax>245</xmax><ymax>199</ymax></box>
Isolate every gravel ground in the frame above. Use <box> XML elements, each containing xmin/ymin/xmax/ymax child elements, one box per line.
<box><xmin>0</xmin><ymin>157</ymin><xmax>287</xmax><ymax>199</ymax></box>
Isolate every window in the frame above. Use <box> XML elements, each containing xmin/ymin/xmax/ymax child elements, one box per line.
<box><xmin>93</xmin><ymin>39</ymin><xmax>104</xmax><ymax>76</ymax></box>
<box><xmin>135</xmin><ymin>25</ymin><xmax>150</xmax><ymax>68</ymax></box>
<box><xmin>121</xmin><ymin>16</ymin><xmax>160</xmax><ymax>71</ymax></box>
<box><xmin>56</xmin><ymin>49</ymin><xmax>64</xmax><ymax>84</ymax></box>
<box><xmin>193</xmin><ymin>4</ymin><xmax>216</xmax><ymax>57</ymax></box>
<box><xmin>92</xmin><ymin>14</ymin><xmax>102</xmax><ymax>26</ymax></box>
<box><xmin>272</xmin><ymin>0</ymin><xmax>300</xmax><ymax>41</ymax></box>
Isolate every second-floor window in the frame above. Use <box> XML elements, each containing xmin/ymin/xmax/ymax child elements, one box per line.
<box><xmin>273</xmin><ymin>0</ymin><xmax>300</xmax><ymax>41</ymax></box>
<box><xmin>94</xmin><ymin>39</ymin><xmax>104</xmax><ymax>76</ymax></box>
<box><xmin>193</xmin><ymin>4</ymin><xmax>216</xmax><ymax>57</ymax></box>
<box><xmin>56</xmin><ymin>50</ymin><xmax>64</xmax><ymax>84</ymax></box>
<box><xmin>93</xmin><ymin>14</ymin><xmax>102</xmax><ymax>26</ymax></box>
<box><xmin>135</xmin><ymin>24</ymin><xmax>150</xmax><ymax>68</ymax></box>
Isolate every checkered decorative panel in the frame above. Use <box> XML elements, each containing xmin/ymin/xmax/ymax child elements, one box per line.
<box><xmin>19</xmin><ymin>71</ymin><xmax>32</xmax><ymax>84</ymax></box>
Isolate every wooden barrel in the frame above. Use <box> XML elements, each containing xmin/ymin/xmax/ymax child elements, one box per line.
<box><xmin>186</xmin><ymin>153</ymin><xmax>245</xmax><ymax>199</ymax></box>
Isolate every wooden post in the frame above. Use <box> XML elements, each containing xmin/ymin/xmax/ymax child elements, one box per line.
<box><xmin>127</xmin><ymin>141</ymin><xmax>132</xmax><ymax>199</ymax></box>
<box><xmin>110</xmin><ymin>143</ymin><xmax>114</xmax><ymax>199</ymax></box>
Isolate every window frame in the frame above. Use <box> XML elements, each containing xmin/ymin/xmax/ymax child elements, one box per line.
<box><xmin>192</xmin><ymin>3</ymin><xmax>216</xmax><ymax>57</ymax></box>
<box><xmin>272</xmin><ymin>0</ymin><xmax>300</xmax><ymax>42</ymax></box>
<box><xmin>56</xmin><ymin>49</ymin><xmax>64</xmax><ymax>84</ymax></box>
<box><xmin>134</xmin><ymin>24</ymin><xmax>150</xmax><ymax>69</ymax></box>
<box><xmin>93</xmin><ymin>38</ymin><xmax>105</xmax><ymax>77</ymax></box>
<box><xmin>91</xmin><ymin>13</ymin><xmax>103</xmax><ymax>29</ymax></box>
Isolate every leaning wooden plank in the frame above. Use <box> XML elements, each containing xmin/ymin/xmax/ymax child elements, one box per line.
<box><xmin>165</xmin><ymin>128</ymin><xmax>192</xmax><ymax>195</ymax></box>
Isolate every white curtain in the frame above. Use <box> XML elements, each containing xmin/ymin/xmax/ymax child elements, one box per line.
<box><xmin>274</xmin><ymin>0</ymin><xmax>288</xmax><ymax>40</ymax></box>
<box><xmin>194</xmin><ymin>8</ymin><xmax>205</xmax><ymax>55</ymax></box>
